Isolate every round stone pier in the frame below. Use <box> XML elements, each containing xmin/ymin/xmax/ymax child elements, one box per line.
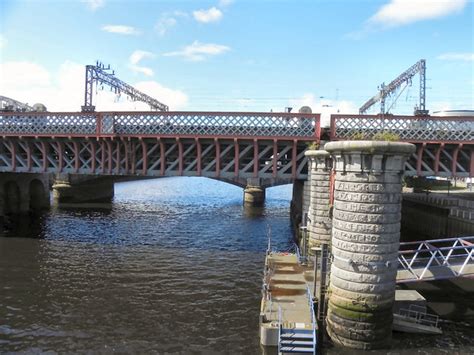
<box><xmin>324</xmin><ymin>141</ymin><xmax>415</xmax><ymax>350</ymax></box>
<box><xmin>304</xmin><ymin>150</ymin><xmax>332</xmax><ymax>251</ymax></box>
<box><xmin>243</xmin><ymin>186</ymin><xmax>265</xmax><ymax>206</ymax></box>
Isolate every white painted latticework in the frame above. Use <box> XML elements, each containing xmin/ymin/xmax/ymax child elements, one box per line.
<box><xmin>332</xmin><ymin>115</ymin><xmax>474</xmax><ymax>142</ymax></box>
<box><xmin>397</xmin><ymin>236</ymin><xmax>474</xmax><ymax>283</ymax></box>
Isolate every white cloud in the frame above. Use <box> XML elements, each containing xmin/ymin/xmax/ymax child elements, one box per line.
<box><xmin>437</xmin><ymin>52</ymin><xmax>474</xmax><ymax>61</ymax></box>
<box><xmin>369</xmin><ymin>0</ymin><xmax>467</xmax><ymax>27</ymax></box>
<box><xmin>0</xmin><ymin>61</ymin><xmax>51</xmax><ymax>89</ymax></box>
<box><xmin>130</xmin><ymin>50</ymin><xmax>154</xmax><ymax>65</ymax></box>
<box><xmin>163</xmin><ymin>41</ymin><xmax>230</xmax><ymax>61</ymax></box>
<box><xmin>155</xmin><ymin>11</ymin><xmax>189</xmax><ymax>36</ymax></box>
<box><xmin>129</xmin><ymin>50</ymin><xmax>155</xmax><ymax>77</ymax></box>
<box><xmin>101</xmin><ymin>25</ymin><xmax>140</xmax><ymax>35</ymax></box>
<box><xmin>82</xmin><ymin>0</ymin><xmax>105</xmax><ymax>11</ymax></box>
<box><xmin>0</xmin><ymin>60</ymin><xmax>188</xmax><ymax>111</ymax></box>
<box><xmin>193</xmin><ymin>7</ymin><xmax>223</xmax><ymax>23</ymax></box>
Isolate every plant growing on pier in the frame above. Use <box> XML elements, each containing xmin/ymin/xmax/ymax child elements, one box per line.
<box><xmin>372</xmin><ymin>131</ymin><xmax>400</xmax><ymax>142</ymax></box>
<box><xmin>306</xmin><ymin>142</ymin><xmax>319</xmax><ymax>150</ymax></box>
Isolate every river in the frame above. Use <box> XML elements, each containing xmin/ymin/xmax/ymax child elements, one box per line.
<box><xmin>0</xmin><ymin>177</ymin><xmax>473</xmax><ymax>354</ymax></box>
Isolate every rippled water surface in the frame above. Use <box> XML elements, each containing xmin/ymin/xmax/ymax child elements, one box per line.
<box><xmin>1</xmin><ymin>178</ymin><xmax>295</xmax><ymax>354</ymax></box>
<box><xmin>1</xmin><ymin>177</ymin><xmax>473</xmax><ymax>354</ymax></box>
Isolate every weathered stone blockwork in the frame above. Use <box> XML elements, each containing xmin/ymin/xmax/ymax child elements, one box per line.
<box><xmin>304</xmin><ymin>150</ymin><xmax>332</xmax><ymax>250</ymax></box>
<box><xmin>324</xmin><ymin>141</ymin><xmax>415</xmax><ymax>350</ymax></box>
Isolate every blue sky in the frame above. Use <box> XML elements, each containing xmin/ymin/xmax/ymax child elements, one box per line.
<box><xmin>0</xmin><ymin>0</ymin><xmax>472</xmax><ymax>117</ymax></box>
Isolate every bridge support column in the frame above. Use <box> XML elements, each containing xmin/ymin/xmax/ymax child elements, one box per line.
<box><xmin>53</xmin><ymin>174</ymin><xmax>114</xmax><ymax>204</ymax></box>
<box><xmin>243</xmin><ymin>185</ymin><xmax>265</xmax><ymax>207</ymax></box>
<box><xmin>324</xmin><ymin>141</ymin><xmax>415</xmax><ymax>350</ymax></box>
<box><xmin>305</xmin><ymin>150</ymin><xmax>332</xmax><ymax>253</ymax></box>
<box><xmin>0</xmin><ymin>173</ymin><xmax>51</xmax><ymax>233</ymax></box>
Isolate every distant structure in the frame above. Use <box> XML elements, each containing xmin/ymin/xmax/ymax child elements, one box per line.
<box><xmin>0</xmin><ymin>95</ymin><xmax>47</xmax><ymax>112</ymax></box>
<box><xmin>359</xmin><ymin>59</ymin><xmax>427</xmax><ymax>115</ymax></box>
<box><xmin>298</xmin><ymin>106</ymin><xmax>312</xmax><ymax>114</ymax></box>
<box><xmin>81</xmin><ymin>61</ymin><xmax>169</xmax><ymax>112</ymax></box>
<box><xmin>432</xmin><ymin>110</ymin><xmax>474</xmax><ymax>117</ymax></box>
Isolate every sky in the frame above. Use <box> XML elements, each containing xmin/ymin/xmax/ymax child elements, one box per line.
<box><xmin>0</xmin><ymin>0</ymin><xmax>473</xmax><ymax>117</ymax></box>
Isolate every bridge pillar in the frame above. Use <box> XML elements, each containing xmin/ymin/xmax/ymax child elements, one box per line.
<box><xmin>0</xmin><ymin>173</ymin><xmax>51</xmax><ymax>233</ymax></box>
<box><xmin>52</xmin><ymin>174</ymin><xmax>114</xmax><ymax>204</ymax></box>
<box><xmin>324</xmin><ymin>141</ymin><xmax>415</xmax><ymax>350</ymax></box>
<box><xmin>243</xmin><ymin>185</ymin><xmax>265</xmax><ymax>207</ymax></box>
<box><xmin>305</xmin><ymin>150</ymin><xmax>332</xmax><ymax>253</ymax></box>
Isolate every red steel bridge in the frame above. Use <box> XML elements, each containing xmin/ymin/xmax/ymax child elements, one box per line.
<box><xmin>0</xmin><ymin>111</ymin><xmax>472</xmax><ymax>187</ymax></box>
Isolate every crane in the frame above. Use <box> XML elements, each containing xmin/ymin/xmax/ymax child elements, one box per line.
<box><xmin>81</xmin><ymin>61</ymin><xmax>169</xmax><ymax>112</ymax></box>
<box><xmin>359</xmin><ymin>59</ymin><xmax>428</xmax><ymax>115</ymax></box>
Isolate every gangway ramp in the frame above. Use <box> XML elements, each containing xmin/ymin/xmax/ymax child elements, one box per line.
<box><xmin>397</xmin><ymin>236</ymin><xmax>474</xmax><ymax>283</ymax></box>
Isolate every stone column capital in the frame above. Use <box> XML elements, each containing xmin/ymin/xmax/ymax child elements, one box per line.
<box><xmin>324</xmin><ymin>141</ymin><xmax>415</xmax><ymax>174</ymax></box>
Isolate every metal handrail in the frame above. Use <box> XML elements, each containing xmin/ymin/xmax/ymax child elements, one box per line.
<box><xmin>277</xmin><ymin>305</ymin><xmax>282</xmax><ymax>355</ymax></box>
<box><xmin>305</xmin><ymin>286</ymin><xmax>317</xmax><ymax>355</ymax></box>
<box><xmin>398</xmin><ymin>305</ymin><xmax>440</xmax><ymax>328</ymax></box>
<box><xmin>397</xmin><ymin>236</ymin><xmax>474</xmax><ymax>282</ymax></box>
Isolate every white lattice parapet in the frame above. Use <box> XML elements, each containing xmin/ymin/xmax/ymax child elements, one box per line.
<box><xmin>330</xmin><ymin>115</ymin><xmax>474</xmax><ymax>143</ymax></box>
<box><xmin>0</xmin><ymin>111</ymin><xmax>320</xmax><ymax>139</ymax></box>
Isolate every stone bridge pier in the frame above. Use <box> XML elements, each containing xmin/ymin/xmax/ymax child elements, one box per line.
<box><xmin>323</xmin><ymin>141</ymin><xmax>415</xmax><ymax>350</ymax></box>
<box><xmin>52</xmin><ymin>174</ymin><xmax>116</xmax><ymax>204</ymax></box>
<box><xmin>0</xmin><ymin>172</ymin><xmax>51</xmax><ymax>232</ymax></box>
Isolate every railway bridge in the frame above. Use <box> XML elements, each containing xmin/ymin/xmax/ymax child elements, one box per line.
<box><xmin>0</xmin><ymin>110</ymin><xmax>472</xmax><ymax>213</ymax></box>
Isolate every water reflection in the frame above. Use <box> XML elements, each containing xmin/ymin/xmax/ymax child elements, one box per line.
<box><xmin>0</xmin><ymin>177</ymin><xmax>473</xmax><ymax>354</ymax></box>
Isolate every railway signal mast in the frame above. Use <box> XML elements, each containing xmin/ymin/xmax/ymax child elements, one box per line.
<box><xmin>359</xmin><ymin>59</ymin><xmax>428</xmax><ymax>116</ymax></box>
<box><xmin>81</xmin><ymin>61</ymin><xmax>169</xmax><ymax>112</ymax></box>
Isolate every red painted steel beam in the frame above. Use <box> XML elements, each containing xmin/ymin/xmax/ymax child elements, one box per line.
<box><xmin>116</xmin><ymin>140</ymin><xmax>121</xmax><ymax>175</ymax></box>
<box><xmin>416</xmin><ymin>143</ymin><xmax>425</xmax><ymax>176</ymax></box>
<box><xmin>106</xmin><ymin>140</ymin><xmax>113</xmax><ymax>174</ymax></box>
<box><xmin>57</xmin><ymin>141</ymin><xmax>64</xmax><ymax>172</ymax></box>
<box><xmin>292</xmin><ymin>140</ymin><xmax>297</xmax><ymax>179</ymax></box>
<box><xmin>9</xmin><ymin>141</ymin><xmax>16</xmax><ymax>172</ymax></box>
<box><xmin>253</xmin><ymin>139</ymin><xmax>258</xmax><ymax>178</ymax></box>
<box><xmin>177</xmin><ymin>138</ymin><xmax>183</xmax><ymax>176</ymax></box>
<box><xmin>159</xmin><ymin>139</ymin><xmax>165</xmax><ymax>176</ymax></box>
<box><xmin>452</xmin><ymin>143</ymin><xmax>462</xmax><ymax>177</ymax></box>
<box><xmin>101</xmin><ymin>140</ymin><xmax>106</xmax><ymax>174</ymax></box>
<box><xmin>234</xmin><ymin>139</ymin><xmax>239</xmax><ymax>178</ymax></box>
<box><xmin>140</xmin><ymin>139</ymin><xmax>148</xmax><ymax>175</ymax></box>
<box><xmin>26</xmin><ymin>141</ymin><xmax>32</xmax><ymax>172</ymax></box>
<box><xmin>273</xmin><ymin>139</ymin><xmax>278</xmax><ymax>178</ymax></box>
<box><xmin>470</xmin><ymin>149</ymin><xmax>474</xmax><ymax>178</ymax></box>
<box><xmin>131</xmin><ymin>141</ymin><xmax>136</xmax><ymax>175</ymax></box>
<box><xmin>90</xmin><ymin>140</ymin><xmax>96</xmax><ymax>173</ymax></box>
<box><xmin>41</xmin><ymin>141</ymin><xmax>47</xmax><ymax>173</ymax></box>
<box><xmin>73</xmin><ymin>140</ymin><xmax>80</xmax><ymax>173</ymax></box>
<box><xmin>215</xmin><ymin>138</ymin><xmax>220</xmax><ymax>178</ymax></box>
<box><xmin>195</xmin><ymin>138</ymin><xmax>202</xmax><ymax>176</ymax></box>
<box><xmin>434</xmin><ymin>143</ymin><xmax>444</xmax><ymax>175</ymax></box>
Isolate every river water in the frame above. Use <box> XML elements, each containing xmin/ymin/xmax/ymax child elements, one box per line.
<box><xmin>1</xmin><ymin>177</ymin><xmax>473</xmax><ymax>354</ymax></box>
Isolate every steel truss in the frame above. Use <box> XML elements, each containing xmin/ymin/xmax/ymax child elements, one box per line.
<box><xmin>397</xmin><ymin>236</ymin><xmax>474</xmax><ymax>283</ymax></box>
<box><xmin>0</xmin><ymin>137</ymin><xmax>309</xmax><ymax>187</ymax></box>
<box><xmin>331</xmin><ymin>114</ymin><xmax>474</xmax><ymax>177</ymax></box>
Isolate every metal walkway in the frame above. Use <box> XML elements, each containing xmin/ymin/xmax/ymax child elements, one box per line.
<box><xmin>397</xmin><ymin>236</ymin><xmax>474</xmax><ymax>283</ymax></box>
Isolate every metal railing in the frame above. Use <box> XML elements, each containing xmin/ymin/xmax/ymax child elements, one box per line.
<box><xmin>0</xmin><ymin>111</ymin><xmax>320</xmax><ymax>139</ymax></box>
<box><xmin>330</xmin><ymin>114</ymin><xmax>474</xmax><ymax>143</ymax></box>
<box><xmin>398</xmin><ymin>304</ymin><xmax>440</xmax><ymax>329</ymax></box>
<box><xmin>398</xmin><ymin>236</ymin><xmax>474</xmax><ymax>282</ymax></box>
<box><xmin>306</xmin><ymin>286</ymin><xmax>317</xmax><ymax>354</ymax></box>
<box><xmin>277</xmin><ymin>305</ymin><xmax>283</xmax><ymax>355</ymax></box>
